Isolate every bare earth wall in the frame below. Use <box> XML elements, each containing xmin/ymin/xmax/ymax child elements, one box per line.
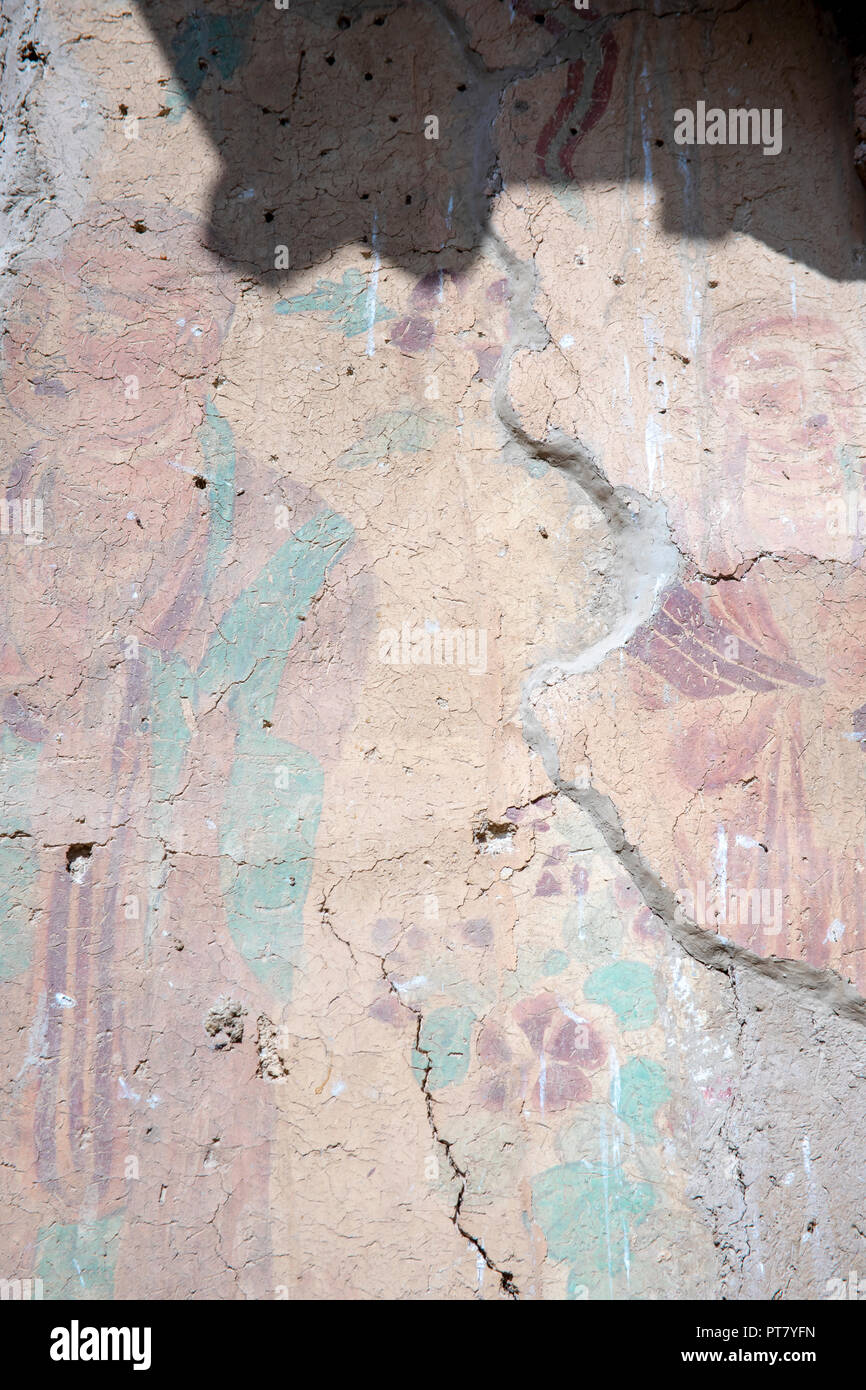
<box><xmin>2</xmin><ymin>0</ymin><xmax>866</xmax><ymax>1301</ymax></box>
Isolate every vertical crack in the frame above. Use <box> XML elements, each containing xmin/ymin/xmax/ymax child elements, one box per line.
<box><xmin>412</xmin><ymin>1012</ymin><xmax>520</xmax><ymax>1299</ymax></box>
<box><xmin>376</xmin><ymin>953</ymin><xmax>519</xmax><ymax>1298</ymax></box>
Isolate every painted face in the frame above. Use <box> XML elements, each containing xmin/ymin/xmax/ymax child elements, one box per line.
<box><xmin>711</xmin><ymin>318</ymin><xmax>864</xmax><ymax>557</ymax></box>
<box><xmin>0</xmin><ymin>235</ymin><xmax>232</xmax><ymax>661</ymax></box>
<box><xmin>719</xmin><ymin>328</ymin><xmax>856</xmax><ymax>463</ymax></box>
<box><xmin>1</xmin><ymin>247</ymin><xmax>226</xmax><ymax>447</ymax></box>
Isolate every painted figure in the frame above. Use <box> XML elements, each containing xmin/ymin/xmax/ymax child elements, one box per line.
<box><xmin>550</xmin><ymin>314</ymin><xmax>866</xmax><ymax>989</ymax></box>
<box><xmin>0</xmin><ymin>209</ymin><xmax>370</xmax><ymax>1296</ymax></box>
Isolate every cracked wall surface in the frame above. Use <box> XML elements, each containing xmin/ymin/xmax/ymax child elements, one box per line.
<box><xmin>2</xmin><ymin>0</ymin><xmax>866</xmax><ymax>1301</ymax></box>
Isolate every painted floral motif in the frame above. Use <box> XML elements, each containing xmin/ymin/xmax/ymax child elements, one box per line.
<box><xmin>477</xmin><ymin>992</ymin><xmax>604</xmax><ymax>1114</ymax></box>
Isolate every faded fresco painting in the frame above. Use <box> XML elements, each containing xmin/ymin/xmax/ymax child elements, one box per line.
<box><xmin>3</xmin><ymin>0</ymin><xmax>866</xmax><ymax>1311</ymax></box>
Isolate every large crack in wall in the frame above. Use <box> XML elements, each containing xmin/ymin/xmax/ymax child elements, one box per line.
<box><xmin>497</xmin><ymin>223</ymin><xmax>866</xmax><ymax>1298</ymax></box>
<box><xmin>3</xmin><ymin>0</ymin><xmax>866</xmax><ymax>1300</ymax></box>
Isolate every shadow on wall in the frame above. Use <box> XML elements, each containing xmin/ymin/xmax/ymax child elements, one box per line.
<box><xmin>134</xmin><ymin>0</ymin><xmax>866</xmax><ymax>284</ymax></box>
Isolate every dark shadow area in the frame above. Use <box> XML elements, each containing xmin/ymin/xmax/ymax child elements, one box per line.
<box><xmin>134</xmin><ymin>0</ymin><xmax>866</xmax><ymax>284</ymax></box>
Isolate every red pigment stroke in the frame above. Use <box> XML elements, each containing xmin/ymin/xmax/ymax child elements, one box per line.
<box><xmin>536</xmin><ymin>31</ymin><xmax>618</xmax><ymax>180</ymax></box>
<box><xmin>629</xmin><ymin>583</ymin><xmax>822</xmax><ymax>699</ymax></box>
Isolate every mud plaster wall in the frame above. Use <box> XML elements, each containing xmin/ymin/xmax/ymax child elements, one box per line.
<box><xmin>2</xmin><ymin>0</ymin><xmax>866</xmax><ymax>1301</ymax></box>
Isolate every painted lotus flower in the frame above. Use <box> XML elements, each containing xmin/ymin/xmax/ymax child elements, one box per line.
<box><xmin>476</xmin><ymin>991</ymin><xmax>604</xmax><ymax>1114</ymax></box>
